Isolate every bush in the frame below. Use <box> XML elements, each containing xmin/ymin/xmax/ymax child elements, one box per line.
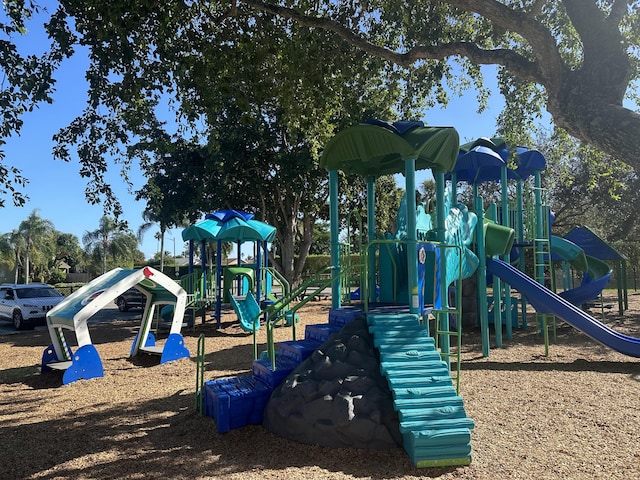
<box><xmin>47</xmin><ymin>269</ymin><xmax>67</xmax><ymax>285</ymax></box>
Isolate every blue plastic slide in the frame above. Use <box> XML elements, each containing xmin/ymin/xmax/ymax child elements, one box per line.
<box><xmin>486</xmin><ymin>258</ymin><xmax>640</xmax><ymax>358</ymax></box>
<box><xmin>550</xmin><ymin>236</ymin><xmax>612</xmax><ymax>306</ymax></box>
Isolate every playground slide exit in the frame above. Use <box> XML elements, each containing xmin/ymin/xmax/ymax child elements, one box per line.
<box><xmin>486</xmin><ymin>257</ymin><xmax>640</xmax><ymax>358</ymax></box>
<box><xmin>550</xmin><ymin>235</ymin><xmax>612</xmax><ymax>307</ymax></box>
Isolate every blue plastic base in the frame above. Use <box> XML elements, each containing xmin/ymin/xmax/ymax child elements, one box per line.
<box><xmin>129</xmin><ymin>331</ymin><xmax>156</xmax><ymax>356</ymax></box>
<box><xmin>160</xmin><ymin>333</ymin><xmax>190</xmax><ymax>364</ymax></box>
<box><xmin>41</xmin><ymin>342</ymin><xmax>75</xmax><ymax>373</ymax></box>
<box><xmin>62</xmin><ymin>344</ymin><xmax>104</xmax><ymax>385</ymax></box>
<box><xmin>203</xmin><ymin>375</ymin><xmax>272</xmax><ymax>433</ymax></box>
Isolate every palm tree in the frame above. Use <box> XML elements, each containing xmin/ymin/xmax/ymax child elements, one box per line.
<box><xmin>0</xmin><ymin>231</ymin><xmax>25</xmax><ymax>283</ymax></box>
<box><xmin>137</xmin><ymin>208</ymin><xmax>189</xmax><ymax>271</ymax></box>
<box><xmin>18</xmin><ymin>210</ymin><xmax>54</xmax><ymax>283</ymax></box>
<box><xmin>83</xmin><ymin>216</ymin><xmax>136</xmax><ymax>274</ymax></box>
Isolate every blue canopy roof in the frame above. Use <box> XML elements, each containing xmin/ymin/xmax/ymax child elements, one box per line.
<box><xmin>564</xmin><ymin>226</ymin><xmax>626</xmax><ymax>262</ymax></box>
<box><xmin>447</xmin><ymin>137</ymin><xmax>546</xmax><ymax>184</ymax></box>
<box><xmin>182</xmin><ymin>210</ymin><xmax>276</xmax><ymax>243</ymax></box>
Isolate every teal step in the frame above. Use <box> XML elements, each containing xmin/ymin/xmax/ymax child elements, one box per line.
<box><xmin>398</xmin><ymin>404</ymin><xmax>467</xmax><ymax>422</ymax></box>
<box><xmin>382</xmin><ymin>362</ymin><xmax>449</xmax><ymax>377</ymax></box>
<box><xmin>373</xmin><ymin>334</ymin><xmax>435</xmax><ymax>351</ymax></box>
<box><xmin>378</xmin><ymin>350</ymin><xmax>442</xmax><ymax>362</ymax></box>
<box><xmin>366</xmin><ymin>311</ymin><xmax>474</xmax><ymax>469</ymax></box>
<box><xmin>387</xmin><ymin>375</ymin><xmax>454</xmax><ymax>389</ymax></box>
<box><xmin>369</xmin><ymin>324</ymin><xmax>429</xmax><ymax>338</ymax></box>
<box><xmin>400</xmin><ymin>416</ymin><xmax>475</xmax><ymax>434</ymax></box>
<box><xmin>391</xmin><ymin>385</ymin><xmax>456</xmax><ymax>401</ymax></box>
<box><xmin>367</xmin><ymin>314</ymin><xmax>421</xmax><ymax>326</ymax></box>
<box><xmin>403</xmin><ymin>429</ymin><xmax>472</xmax><ymax>467</ymax></box>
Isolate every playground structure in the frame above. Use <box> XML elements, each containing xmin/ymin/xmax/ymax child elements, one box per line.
<box><xmin>36</xmin><ymin>121</ymin><xmax>637</xmax><ymax>467</ymax></box>
<box><xmin>196</xmin><ymin>119</ymin><xmax>640</xmax><ymax>469</ymax></box>
<box><xmin>42</xmin><ymin>266</ymin><xmax>189</xmax><ymax>385</ymax></box>
<box><xmin>445</xmin><ymin>136</ymin><xmax>636</xmax><ymax>358</ymax></box>
<box><xmin>181</xmin><ymin>209</ymin><xmax>292</xmax><ymax>330</ymax></box>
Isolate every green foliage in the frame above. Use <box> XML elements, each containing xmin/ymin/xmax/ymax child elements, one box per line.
<box><xmin>309</xmin><ymin>221</ymin><xmax>331</xmax><ymax>256</ymax></box>
<box><xmin>539</xmin><ymin>129</ymin><xmax>640</xmax><ymax>240</ymax></box>
<box><xmin>301</xmin><ymin>255</ymin><xmax>332</xmax><ymax>277</ymax></box>
<box><xmin>47</xmin><ymin>269</ymin><xmax>67</xmax><ymax>284</ymax></box>
<box><xmin>83</xmin><ymin>216</ymin><xmax>142</xmax><ymax>274</ymax></box>
<box><xmin>0</xmin><ymin>3</ymin><xmax>75</xmax><ymax>208</ymax></box>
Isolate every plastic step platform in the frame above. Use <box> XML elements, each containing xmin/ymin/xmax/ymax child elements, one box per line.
<box><xmin>304</xmin><ymin>323</ymin><xmax>341</xmax><ymax>344</ymax></box>
<box><xmin>252</xmin><ymin>355</ymin><xmax>300</xmax><ymax>388</ymax></box>
<box><xmin>278</xmin><ymin>338</ymin><xmax>321</xmax><ymax>364</ymax></box>
<box><xmin>328</xmin><ymin>307</ymin><xmax>363</xmax><ymax>328</ymax></box>
<box><xmin>203</xmin><ymin>375</ymin><xmax>273</xmax><ymax>433</ymax></box>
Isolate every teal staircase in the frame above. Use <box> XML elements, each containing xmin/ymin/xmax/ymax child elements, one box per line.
<box><xmin>367</xmin><ymin>312</ymin><xmax>474</xmax><ymax>468</ymax></box>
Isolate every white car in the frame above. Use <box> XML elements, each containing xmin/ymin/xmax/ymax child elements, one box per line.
<box><xmin>0</xmin><ymin>283</ymin><xmax>64</xmax><ymax>330</ymax></box>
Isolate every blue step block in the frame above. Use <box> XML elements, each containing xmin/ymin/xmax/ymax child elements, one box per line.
<box><xmin>278</xmin><ymin>339</ymin><xmax>320</xmax><ymax>363</ymax></box>
<box><xmin>203</xmin><ymin>375</ymin><xmax>273</xmax><ymax>433</ymax></box>
<box><xmin>252</xmin><ymin>356</ymin><xmax>299</xmax><ymax>388</ymax></box>
<box><xmin>304</xmin><ymin>323</ymin><xmax>341</xmax><ymax>344</ymax></box>
<box><xmin>328</xmin><ymin>307</ymin><xmax>362</xmax><ymax>328</ymax></box>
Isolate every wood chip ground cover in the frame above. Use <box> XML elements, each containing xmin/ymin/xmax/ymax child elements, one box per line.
<box><xmin>0</xmin><ymin>292</ymin><xmax>638</xmax><ymax>479</ymax></box>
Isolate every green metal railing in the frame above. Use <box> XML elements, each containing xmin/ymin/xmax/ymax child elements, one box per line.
<box><xmin>432</xmin><ymin>244</ymin><xmax>464</xmax><ymax>394</ymax></box>
<box><xmin>260</xmin><ymin>263</ymin><xmax>367</xmax><ymax>371</ymax></box>
<box><xmin>195</xmin><ymin>333</ymin><xmax>206</xmax><ymax>413</ymax></box>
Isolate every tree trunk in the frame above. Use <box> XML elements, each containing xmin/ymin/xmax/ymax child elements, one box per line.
<box><xmin>549</xmin><ymin>93</ymin><xmax>640</xmax><ymax>173</ymax></box>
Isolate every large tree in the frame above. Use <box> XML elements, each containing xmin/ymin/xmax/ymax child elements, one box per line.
<box><xmin>0</xmin><ymin>2</ymin><xmax>637</xmax><ymax>211</ymax></box>
<box><xmin>239</xmin><ymin>0</ymin><xmax>640</xmax><ymax>169</ymax></box>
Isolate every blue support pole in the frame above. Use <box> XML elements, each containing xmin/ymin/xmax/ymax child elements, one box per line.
<box><xmin>216</xmin><ymin>239</ymin><xmax>223</xmax><ymax>327</ymax></box>
<box><xmin>201</xmin><ymin>240</ymin><xmax>207</xmax><ymax>298</ymax></box>
<box><xmin>256</xmin><ymin>240</ymin><xmax>262</xmax><ymax>302</ymax></box>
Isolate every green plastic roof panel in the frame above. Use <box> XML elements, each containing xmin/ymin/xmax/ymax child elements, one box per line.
<box><xmin>320</xmin><ymin>120</ymin><xmax>460</xmax><ymax>176</ymax></box>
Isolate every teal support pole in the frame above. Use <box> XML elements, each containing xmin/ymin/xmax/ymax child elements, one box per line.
<box><xmin>435</xmin><ymin>171</ymin><xmax>450</xmax><ymax>361</ymax></box>
<box><xmin>450</xmin><ymin>172</ymin><xmax>457</xmax><ymax>203</ymax></box>
<box><xmin>501</xmin><ymin>165</ymin><xmax>512</xmax><ymax>340</ymax></box>
<box><xmin>534</xmin><ymin>171</ymin><xmax>545</xmax><ymax>286</ymax></box>
<box><xmin>488</xmin><ymin>202</ymin><xmax>502</xmax><ymax>348</ymax></box>
<box><xmin>367</xmin><ymin>176</ymin><xmax>377</xmax><ymax>303</ymax></box>
<box><xmin>405</xmin><ymin>158</ymin><xmax>420</xmax><ymax>315</ymax></box>
<box><xmin>474</xmin><ymin>184</ymin><xmax>490</xmax><ymax>357</ymax></box>
<box><xmin>517</xmin><ymin>180</ymin><xmax>528</xmax><ymax>328</ymax></box>
<box><xmin>329</xmin><ymin>170</ymin><xmax>341</xmax><ymax>309</ymax></box>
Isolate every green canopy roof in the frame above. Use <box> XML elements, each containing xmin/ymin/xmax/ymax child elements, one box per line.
<box><xmin>182</xmin><ymin>210</ymin><xmax>276</xmax><ymax>243</ymax></box>
<box><xmin>320</xmin><ymin>121</ymin><xmax>460</xmax><ymax>176</ymax></box>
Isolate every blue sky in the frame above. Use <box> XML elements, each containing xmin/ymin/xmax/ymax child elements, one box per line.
<box><xmin>1</xmin><ymin>13</ymin><xmax>512</xmax><ymax>260</ymax></box>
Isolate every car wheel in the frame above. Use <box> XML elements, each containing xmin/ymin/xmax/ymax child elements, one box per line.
<box><xmin>13</xmin><ymin>310</ymin><xmax>31</xmax><ymax>330</ymax></box>
<box><xmin>116</xmin><ymin>297</ymin><xmax>128</xmax><ymax>312</ymax></box>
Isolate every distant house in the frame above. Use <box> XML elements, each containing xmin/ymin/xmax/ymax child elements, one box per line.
<box><xmin>56</xmin><ymin>260</ymin><xmax>72</xmax><ymax>276</ymax></box>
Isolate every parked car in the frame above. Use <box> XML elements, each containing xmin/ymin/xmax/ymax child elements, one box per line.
<box><xmin>115</xmin><ymin>287</ymin><xmax>147</xmax><ymax>312</ymax></box>
<box><xmin>0</xmin><ymin>283</ymin><xmax>65</xmax><ymax>330</ymax></box>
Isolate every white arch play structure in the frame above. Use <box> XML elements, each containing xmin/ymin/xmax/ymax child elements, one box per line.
<box><xmin>42</xmin><ymin>266</ymin><xmax>189</xmax><ymax>384</ymax></box>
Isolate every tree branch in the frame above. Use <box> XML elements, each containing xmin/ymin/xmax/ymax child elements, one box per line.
<box><xmin>609</xmin><ymin>0</ymin><xmax>633</xmax><ymax>26</ymax></box>
<box><xmin>239</xmin><ymin>0</ymin><xmax>540</xmax><ymax>81</ymax></box>
<box><xmin>440</xmin><ymin>0</ymin><xmax>566</xmax><ymax>83</ymax></box>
